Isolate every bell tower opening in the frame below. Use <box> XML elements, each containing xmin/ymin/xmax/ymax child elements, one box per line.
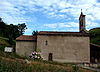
<box><xmin>79</xmin><ymin>9</ymin><xmax>86</xmax><ymax>32</ymax></box>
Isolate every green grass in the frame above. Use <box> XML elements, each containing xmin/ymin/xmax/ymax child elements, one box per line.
<box><xmin>0</xmin><ymin>51</ymin><xmax>24</xmax><ymax>59</ymax></box>
<box><xmin>0</xmin><ymin>37</ymin><xmax>9</xmax><ymax>40</ymax></box>
<box><xmin>0</xmin><ymin>57</ymin><xmax>33</xmax><ymax>72</ymax></box>
<box><xmin>0</xmin><ymin>57</ymin><xmax>71</xmax><ymax>72</ymax></box>
<box><xmin>0</xmin><ymin>37</ymin><xmax>10</xmax><ymax>46</ymax></box>
<box><xmin>0</xmin><ymin>50</ymin><xmax>95</xmax><ymax>72</ymax></box>
<box><xmin>0</xmin><ymin>50</ymin><xmax>71</xmax><ymax>72</ymax></box>
<box><xmin>0</xmin><ymin>56</ymin><xmax>95</xmax><ymax>72</ymax></box>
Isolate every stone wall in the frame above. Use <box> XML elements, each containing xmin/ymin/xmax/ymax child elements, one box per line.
<box><xmin>16</xmin><ymin>41</ymin><xmax>36</xmax><ymax>56</ymax></box>
<box><xmin>37</xmin><ymin>35</ymin><xmax>90</xmax><ymax>63</ymax></box>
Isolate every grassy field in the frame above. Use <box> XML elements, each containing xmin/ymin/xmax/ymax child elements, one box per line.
<box><xmin>0</xmin><ymin>50</ymin><xmax>95</xmax><ymax>72</ymax></box>
<box><xmin>0</xmin><ymin>57</ymin><xmax>69</xmax><ymax>72</ymax></box>
<box><xmin>0</xmin><ymin>56</ymin><xmax>95</xmax><ymax>72</ymax></box>
<box><xmin>0</xmin><ymin>37</ymin><xmax>9</xmax><ymax>45</ymax></box>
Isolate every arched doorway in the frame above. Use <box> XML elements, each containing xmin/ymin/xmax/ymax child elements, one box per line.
<box><xmin>48</xmin><ymin>53</ymin><xmax>53</xmax><ymax>61</ymax></box>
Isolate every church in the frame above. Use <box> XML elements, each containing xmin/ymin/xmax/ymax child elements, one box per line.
<box><xmin>16</xmin><ymin>11</ymin><xmax>90</xmax><ymax>63</ymax></box>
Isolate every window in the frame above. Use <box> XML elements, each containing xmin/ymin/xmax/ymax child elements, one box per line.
<box><xmin>45</xmin><ymin>40</ymin><xmax>48</xmax><ymax>45</ymax></box>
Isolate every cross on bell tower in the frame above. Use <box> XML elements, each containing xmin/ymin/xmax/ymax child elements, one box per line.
<box><xmin>79</xmin><ymin>9</ymin><xmax>86</xmax><ymax>32</ymax></box>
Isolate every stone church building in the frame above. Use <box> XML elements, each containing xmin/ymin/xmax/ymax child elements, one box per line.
<box><xmin>16</xmin><ymin>12</ymin><xmax>90</xmax><ymax>63</ymax></box>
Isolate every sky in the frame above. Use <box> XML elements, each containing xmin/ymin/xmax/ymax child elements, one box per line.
<box><xmin>0</xmin><ymin>0</ymin><xmax>100</xmax><ymax>35</ymax></box>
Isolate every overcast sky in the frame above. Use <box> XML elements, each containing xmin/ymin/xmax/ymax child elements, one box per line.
<box><xmin>0</xmin><ymin>0</ymin><xmax>100</xmax><ymax>35</ymax></box>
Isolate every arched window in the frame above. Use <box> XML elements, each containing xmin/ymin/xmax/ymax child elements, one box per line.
<box><xmin>45</xmin><ymin>40</ymin><xmax>48</xmax><ymax>45</ymax></box>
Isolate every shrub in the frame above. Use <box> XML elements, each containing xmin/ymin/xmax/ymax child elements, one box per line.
<box><xmin>29</xmin><ymin>51</ymin><xmax>42</xmax><ymax>60</ymax></box>
<box><xmin>72</xmin><ymin>64</ymin><xmax>79</xmax><ymax>72</ymax></box>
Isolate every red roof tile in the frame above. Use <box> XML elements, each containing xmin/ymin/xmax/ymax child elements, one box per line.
<box><xmin>16</xmin><ymin>31</ymin><xmax>89</xmax><ymax>41</ymax></box>
<box><xmin>16</xmin><ymin>35</ymin><xmax>36</xmax><ymax>41</ymax></box>
<box><xmin>38</xmin><ymin>31</ymin><xmax>89</xmax><ymax>36</ymax></box>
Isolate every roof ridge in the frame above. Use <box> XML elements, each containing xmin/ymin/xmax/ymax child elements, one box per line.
<box><xmin>16</xmin><ymin>35</ymin><xmax>36</xmax><ymax>41</ymax></box>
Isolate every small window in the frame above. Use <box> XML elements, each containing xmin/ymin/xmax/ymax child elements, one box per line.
<box><xmin>45</xmin><ymin>40</ymin><xmax>48</xmax><ymax>45</ymax></box>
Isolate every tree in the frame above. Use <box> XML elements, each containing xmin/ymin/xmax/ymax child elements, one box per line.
<box><xmin>7</xmin><ymin>24</ymin><xmax>20</xmax><ymax>40</ymax></box>
<box><xmin>0</xmin><ymin>18</ymin><xmax>27</xmax><ymax>39</ymax></box>
<box><xmin>89</xmin><ymin>27</ymin><xmax>100</xmax><ymax>45</ymax></box>
<box><xmin>0</xmin><ymin>18</ymin><xmax>2</xmax><ymax>22</ymax></box>
<box><xmin>32</xmin><ymin>30</ymin><xmax>38</xmax><ymax>35</ymax></box>
<box><xmin>18</xmin><ymin>23</ymin><xmax>27</xmax><ymax>35</ymax></box>
<box><xmin>0</xmin><ymin>18</ymin><xmax>7</xmax><ymax>37</ymax></box>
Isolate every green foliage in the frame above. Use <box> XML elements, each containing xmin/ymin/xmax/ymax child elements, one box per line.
<box><xmin>89</xmin><ymin>28</ymin><xmax>100</xmax><ymax>45</ymax></box>
<box><xmin>0</xmin><ymin>18</ymin><xmax>27</xmax><ymax>40</ymax></box>
<box><xmin>18</xmin><ymin>23</ymin><xmax>27</xmax><ymax>35</ymax></box>
<box><xmin>7</xmin><ymin>24</ymin><xmax>20</xmax><ymax>40</ymax></box>
<box><xmin>32</xmin><ymin>30</ymin><xmax>38</xmax><ymax>35</ymax></box>
<box><xmin>0</xmin><ymin>19</ymin><xmax>7</xmax><ymax>37</ymax></box>
<box><xmin>72</xmin><ymin>65</ymin><xmax>79</xmax><ymax>72</ymax></box>
<box><xmin>0</xmin><ymin>46</ymin><xmax>5</xmax><ymax>51</ymax></box>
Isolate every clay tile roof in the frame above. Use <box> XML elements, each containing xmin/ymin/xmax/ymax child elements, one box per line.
<box><xmin>38</xmin><ymin>31</ymin><xmax>89</xmax><ymax>36</ymax></box>
<box><xmin>16</xmin><ymin>35</ymin><xmax>36</xmax><ymax>41</ymax></box>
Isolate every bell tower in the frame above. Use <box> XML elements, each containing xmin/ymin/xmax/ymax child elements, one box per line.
<box><xmin>79</xmin><ymin>9</ymin><xmax>86</xmax><ymax>32</ymax></box>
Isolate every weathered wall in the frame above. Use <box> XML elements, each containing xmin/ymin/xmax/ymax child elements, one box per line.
<box><xmin>16</xmin><ymin>41</ymin><xmax>36</xmax><ymax>56</ymax></box>
<box><xmin>37</xmin><ymin>35</ymin><xmax>90</xmax><ymax>63</ymax></box>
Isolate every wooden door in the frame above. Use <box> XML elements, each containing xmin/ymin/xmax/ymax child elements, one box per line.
<box><xmin>48</xmin><ymin>53</ymin><xmax>53</xmax><ymax>61</ymax></box>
